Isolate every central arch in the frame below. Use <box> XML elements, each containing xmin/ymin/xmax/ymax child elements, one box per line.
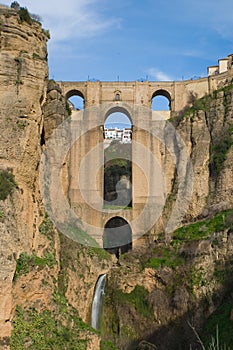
<box><xmin>104</xmin><ymin>108</ymin><xmax>132</xmax><ymax>208</ymax></box>
<box><xmin>104</xmin><ymin>105</ymin><xmax>133</xmax><ymax>125</ymax></box>
<box><xmin>103</xmin><ymin>217</ymin><xmax>132</xmax><ymax>258</ymax></box>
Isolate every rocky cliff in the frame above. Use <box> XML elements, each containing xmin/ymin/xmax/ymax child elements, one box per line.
<box><xmin>0</xmin><ymin>6</ymin><xmax>106</xmax><ymax>350</ymax></box>
<box><xmin>0</xmin><ymin>4</ymin><xmax>233</xmax><ymax>350</ymax></box>
<box><xmin>0</xmin><ymin>5</ymin><xmax>48</xmax><ymax>344</ymax></box>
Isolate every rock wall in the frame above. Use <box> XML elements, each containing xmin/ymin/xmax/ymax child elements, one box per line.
<box><xmin>0</xmin><ymin>7</ymin><xmax>107</xmax><ymax>350</ymax></box>
<box><xmin>0</xmin><ymin>6</ymin><xmax>48</xmax><ymax>344</ymax></box>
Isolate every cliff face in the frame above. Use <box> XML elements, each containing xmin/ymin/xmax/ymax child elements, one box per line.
<box><xmin>0</xmin><ymin>8</ymin><xmax>112</xmax><ymax>350</ymax></box>
<box><xmin>100</xmin><ymin>86</ymin><xmax>233</xmax><ymax>349</ymax></box>
<box><xmin>0</xmin><ymin>6</ymin><xmax>48</xmax><ymax>343</ymax></box>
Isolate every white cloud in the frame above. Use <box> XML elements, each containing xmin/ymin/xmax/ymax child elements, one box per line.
<box><xmin>2</xmin><ymin>0</ymin><xmax>121</xmax><ymax>41</ymax></box>
<box><xmin>146</xmin><ymin>68</ymin><xmax>173</xmax><ymax>81</ymax></box>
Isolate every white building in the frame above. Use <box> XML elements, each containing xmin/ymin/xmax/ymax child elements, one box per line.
<box><xmin>104</xmin><ymin>127</ymin><xmax>132</xmax><ymax>143</ymax></box>
<box><xmin>122</xmin><ymin>128</ymin><xmax>132</xmax><ymax>143</ymax></box>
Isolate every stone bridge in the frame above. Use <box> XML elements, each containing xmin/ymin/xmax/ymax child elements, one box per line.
<box><xmin>56</xmin><ymin>70</ymin><xmax>231</xmax><ymax>253</ymax></box>
<box><xmin>58</xmin><ymin>72</ymin><xmax>229</xmax><ymax>117</ymax></box>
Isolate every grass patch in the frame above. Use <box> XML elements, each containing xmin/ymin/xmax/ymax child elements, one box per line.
<box><xmin>0</xmin><ymin>170</ymin><xmax>17</xmax><ymax>200</ymax></box>
<box><xmin>82</xmin><ymin>246</ymin><xmax>112</xmax><ymax>261</ymax></box>
<box><xmin>115</xmin><ymin>285</ymin><xmax>153</xmax><ymax>319</ymax></box>
<box><xmin>14</xmin><ymin>252</ymin><xmax>56</xmax><ymax>280</ymax></box>
<box><xmin>59</xmin><ymin>222</ymin><xmax>100</xmax><ymax>248</ymax></box>
<box><xmin>172</xmin><ymin>210</ymin><xmax>233</xmax><ymax>243</ymax></box>
<box><xmin>145</xmin><ymin>246</ymin><xmax>185</xmax><ymax>270</ymax></box>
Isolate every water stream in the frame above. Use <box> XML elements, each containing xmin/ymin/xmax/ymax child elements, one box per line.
<box><xmin>91</xmin><ymin>274</ymin><xmax>107</xmax><ymax>330</ymax></box>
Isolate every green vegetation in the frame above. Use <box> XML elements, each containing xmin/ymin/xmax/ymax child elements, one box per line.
<box><xmin>172</xmin><ymin>210</ymin><xmax>233</xmax><ymax>243</ymax></box>
<box><xmin>210</xmin><ymin>127</ymin><xmax>233</xmax><ymax>176</ymax></box>
<box><xmin>100</xmin><ymin>339</ymin><xmax>118</xmax><ymax>350</ymax></box>
<box><xmin>10</xmin><ymin>300</ymin><xmax>95</xmax><ymax>350</ymax></box>
<box><xmin>39</xmin><ymin>215</ymin><xmax>54</xmax><ymax>241</ymax></box>
<box><xmin>145</xmin><ymin>246</ymin><xmax>185</xmax><ymax>270</ymax></box>
<box><xmin>64</xmin><ymin>222</ymin><xmax>100</xmax><ymax>247</ymax></box>
<box><xmin>16</xmin><ymin>119</ymin><xmax>27</xmax><ymax>130</ymax></box>
<box><xmin>212</xmin><ymin>81</ymin><xmax>233</xmax><ymax>99</ymax></box>
<box><xmin>18</xmin><ymin>7</ymin><xmax>32</xmax><ymax>25</ymax></box>
<box><xmin>0</xmin><ymin>170</ymin><xmax>17</xmax><ymax>200</ymax></box>
<box><xmin>170</xmin><ymin>83</ymin><xmax>233</xmax><ymax>177</ymax></box>
<box><xmin>42</xmin><ymin>28</ymin><xmax>51</xmax><ymax>39</ymax></box>
<box><xmin>187</xmin><ymin>266</ymin><xmax>207</xmax><ymax>293</ymax></box>
<box><xmin>104</xmin><ymin>162</ymin><xmax>131</xmax><ymax>180</ymax></box>
<box><xmin>0</xmin><ymin>209</ymin><xmax>5</xmax><ymax>219</ymax></box>
<box><xmin>32</xmin><ymin>53</ymin><xmax>46</xmax><ymax>61</ymax></box>
<box><xmin>14</xmin><ymin>54</ymin><xmax>23</xmax><ymax>89</ymax></box>
<box><xmin>14</xmin><ymin>251</ymin><xmax>56</xmax><ymax>280</ymax></box>
<box><xmin>66</xmin><ymin>101</ymin><xmax>72</xmax><ymax>116</ymax></box>
<box><xmin>10</xmin><ymin>1</ymin><xmax>20</xmax><ymax>10</ymax></box>
<box><xmin>202</xmin><ymin>301</ymin><xmax>233</xmax><ymax>349</ymax></box>
<box><xmin>170</xmin><ymin>93</ymin><xmax>211</xmax><ymax>125</ymax></box>
<box><xmin>11</xmin><ymin>2</ymin><xmax>46</xmax><ymax>29</ymax></box>
<box><xmin>115</xmin><ymin>285</ymin><xmax>153</xmax><ymax>318</ymax></box>
<box><xmin>81</xmin><ymin>246</ymin><xmax>112</xmax><ymax>261</ymax></box>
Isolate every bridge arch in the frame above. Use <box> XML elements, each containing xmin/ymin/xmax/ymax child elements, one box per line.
<box><xmin>103</xmin><ymin>216</ymin><xmax>132</xmax><ymax>257</ymax></box>
<box><xmin>66</xmin><ymin>89</ymin><xmax>85</xmax><ymax>110</ymax></box>
<box><xmin>104</xmin><ymin>105</ymin><xmax>133</xmax><ymax>124</ymax></box>
<box><xmin>151</xmin><ymin>89</ymin><xmax>171</xmax><ymax>111</ymax></box>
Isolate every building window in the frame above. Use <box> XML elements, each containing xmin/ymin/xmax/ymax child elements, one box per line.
<box><xmin>115</xmin><ymin>93</ymin><xmax>121</xmax><ymax>101</ymax></box>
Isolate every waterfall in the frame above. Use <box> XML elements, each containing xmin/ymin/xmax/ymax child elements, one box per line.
<box><xmin>91</xmin><ymin>274</ymin><xmax>107</xmax><ymax>330</ymax></box>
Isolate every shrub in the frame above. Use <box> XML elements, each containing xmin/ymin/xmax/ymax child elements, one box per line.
<box><xmin>10</xmin><ymin>305</ymin><xmax>91</xmax><ymax>350</ymax></box>
<box><xmin>10</xmin><ymin>1</ymin><xmax>20</xmax><ymax>10</ymax></box>
<box><xmin>18</xmin><ymin>7</ymin><xmax>32</xmax><ymax>25</ymax></box>
<box><xmin>100</xmin><ymin>340</ymin><xmax>118</xmax><ymax>350</ymax></box>
<box><xmin>0</xmin><ymin>170</ymin><xmax>17</xmax><ymax>200</ymax></box>
<box><xmin>39</xmin><ymin>215</ymin><xmax>54</xmax><ymax>240</ymax></box>
<box><xmin>210</xmin><ymin>128</ymin><xmax>233</xmax><ymax>176</ymax></box>
<box><xmin>42</xmin><ymin>28</ymin><xmax>50</xmax><ymax>39</ymax></box>
<box><xmin>0</xmin><ymin>210</ymin><xmax>5</xmax><ymax>220</ymax></box>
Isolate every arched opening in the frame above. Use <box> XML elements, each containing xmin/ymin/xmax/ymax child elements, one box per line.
<box><xmin>151</xmin><ymin>89</ymin><xmax>171</xmax><ymax>111</ymax></box>
<box><xmin>104</xmin><ymin>110</ymin><xmax>132</xmax><ymax>208</ymax></box>
<box><xmin>66</xmin><ymin>89</ymin><xmax>85</xmax><ymax>111</ymax></box>
<box><xmin>103</xmin><ymin>217</ymin><xmax>132</xmax><ymax>258</ymax></box>
<box><xmin>115</xmin><ymin>93</ymin><xmax>121</xmax><ymax>101</ymax></box>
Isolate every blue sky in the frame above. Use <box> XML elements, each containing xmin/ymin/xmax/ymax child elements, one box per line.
<box><xmin>2</xmin><ymin>0</ymin><xmax>233</xmax><ymax>82</ymax></box>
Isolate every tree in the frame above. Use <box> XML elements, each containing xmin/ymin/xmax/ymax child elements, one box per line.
<box><xmin>10</xmin><ymin>1</ymin><xmax>20</xmax><ymax>10</ymax></box>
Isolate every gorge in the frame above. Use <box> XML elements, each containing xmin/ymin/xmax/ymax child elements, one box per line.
<box><xmin>0</xmin><ymin>4</ymin><xmax>233</xmax><ymax>350</ymax></box>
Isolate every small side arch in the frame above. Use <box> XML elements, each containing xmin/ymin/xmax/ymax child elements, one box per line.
<box><xmin>151</xmin><ymin>89</ymin><xmax>171</xmax><ymax>111</ymax></box>
<box><xmin>66</xmin><ymin>89</ymin><xmax>85</xmax><ymax>110</ymax></box>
